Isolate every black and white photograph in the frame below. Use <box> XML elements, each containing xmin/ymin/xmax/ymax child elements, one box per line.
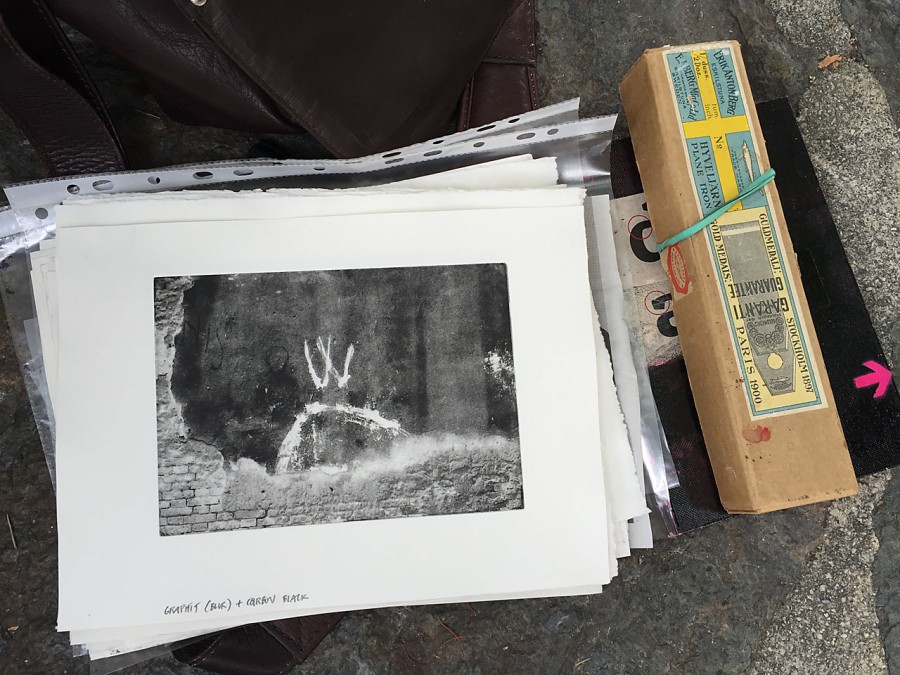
<box><xmin>155</xmin><ymin>263</ymin><xmax>523</xmax><ymax>536</ymax></box>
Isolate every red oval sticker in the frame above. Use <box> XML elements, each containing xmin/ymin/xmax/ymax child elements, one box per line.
<box><xmin>667</xmin><ymin>244</ymin><xmax>690</xmax><ymax>294</ymax></box>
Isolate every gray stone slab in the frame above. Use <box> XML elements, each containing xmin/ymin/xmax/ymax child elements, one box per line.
<box><xmin>536</xmin><ymin>0</ymin><xmax>816</xmax><ymax>118</ymax></box>
<box><xmin>752</xmin><ymin>474</ymin><xmax>889</xmax><ymax>675</ymax></box>
<box><xmin>874</xmin><ymin>470</ymin><xmax>900</xmax><ymax>673</ymax></box>
<box><xmin>797</xmin><ymin>58</ymin><xmax>900</xmax><ymax>356</ymax></box>
<box><xmin>301</xmin><ymin>505</ymin><xmax>828</xmax><ymax>675</ymax></box>
<box><xmin>842</xmin><ymin>0</ymin><xmax>900</xmax><ymax>121</ymax></box>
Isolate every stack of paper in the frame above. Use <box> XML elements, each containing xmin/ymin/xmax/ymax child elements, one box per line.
<box><xmin>27</xmin><ymin>155</ymin><xmax>649</xmax><ymax>661</ymax></box>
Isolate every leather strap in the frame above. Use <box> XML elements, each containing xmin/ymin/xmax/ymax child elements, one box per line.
<box><xmin>173</xmin><ymin>613</ymin><xmax>344</xmax><ymax>675</ymax></box>
<box><xmin>457</xmin><ymin>0</ymin><xmax>539</xmax><ymax>131</ymax></box>
<box><xmin>0</xmin><ymin>0</ymin><xmax>125</xmax><ymax>176</ymax></box>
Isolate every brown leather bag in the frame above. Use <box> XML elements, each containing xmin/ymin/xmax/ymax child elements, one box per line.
<box><xmin>0</xmin><ymin>0</ymin><xmax>538</xmax><ymax>176</ymax></box>
<box><xmin>0</xmin><ymin>1</ymin><xmax>537</xmax><ymax>672</ymax></box>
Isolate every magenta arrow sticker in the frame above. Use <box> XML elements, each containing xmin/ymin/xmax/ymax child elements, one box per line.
<box><xmin>854</xmin><ymin>361</ymin><xmax>893</xmax><ymax>398</ymax></box>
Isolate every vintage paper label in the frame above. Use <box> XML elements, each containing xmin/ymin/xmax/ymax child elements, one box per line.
<box><xmin>663</xmin><ymin>45</ymin><xmax>825</xmax><ymax>417</ymax></box>
<box><xmin>608</xmin><ymin>194</ymin><xmax>682</xmax><ymax>366</ymax></box>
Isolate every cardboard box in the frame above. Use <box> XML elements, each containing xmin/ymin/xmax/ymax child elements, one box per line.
<box><xmin>620</xmin><ymin>41</ymin><xmax>857</xmax><ymax>513</ymax></box>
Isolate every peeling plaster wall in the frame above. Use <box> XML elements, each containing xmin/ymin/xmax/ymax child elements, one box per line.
<box><xmin>155</xmin><ymin>274</ymin><xmax>524</xmax><ymax>537</ymax></box>
<box><xmin>155</xmin><ymin>277</ymin><xmax>228</xmax><ymax>536</ymax></box>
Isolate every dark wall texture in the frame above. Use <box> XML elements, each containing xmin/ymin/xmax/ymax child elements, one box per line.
<box><xmin>164</xmin><ymin>263</ymin><xmax>519</xmax><ymax>468</ymax></box>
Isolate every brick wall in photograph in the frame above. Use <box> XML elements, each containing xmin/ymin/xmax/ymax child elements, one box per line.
<box><xmin>158</xmin><ymin>439</ymin><xmax>226</xmax><ymax>536</ymax></box>
<box><xmin>158</xmin><ymin>436</ymin><xmax>523</xmax><ymax>536</ymax></box>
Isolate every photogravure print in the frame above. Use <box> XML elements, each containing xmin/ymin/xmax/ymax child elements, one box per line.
<box><xmin>154</xmin><ymin>264</ymin><xmax>523</xmax><ymax>536</ymax></box>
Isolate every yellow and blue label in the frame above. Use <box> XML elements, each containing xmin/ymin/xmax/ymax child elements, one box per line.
<box><xmin>664</xmin><ymin>45</ymin><xmax>824</xmax><ymax>417</ymax></box>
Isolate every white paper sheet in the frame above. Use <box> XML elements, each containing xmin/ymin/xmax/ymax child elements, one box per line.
<box><xmin>591</xmin><ymin>293</ymin><xmax>647</xmax><ymax>565</ymax></box>
<box><xmin>38</xmin><ymin>166</ymin><xmax>575</xmax><ymax>419</ymax></box>
<box><xmin>48</xmin><ymin>196</ymin><xmax>641</xmax><ymax>537</ymax></box>
<box><xmin>589</xmin><ymin>230</ymin><xmax>648</xmax><ymax>524</ymax></box>
<box><xmin>587</xmin><ymin>196</ymin><xmax>654</xmax><ymax>549</ymax></box>
<box><xmin>391</xmin><ymin>156</ymin><xmax>558</xmax><ymax>189</ymax></box>
<box><xmin>29</xmin><ymin>253</ymin><xmax>57</xmax><ymax>401</ymax></box>
<box><xmin>32</xmin><ymin>165</ymin><xmax>644</xmax><ymax>656</ymax></box>
<box><xmin>54</xmin><ymin>196</ymin><xmax>610</xmax><ymax>634</ymax></box>
<box><xmin>39</xmin><ymin>166</ymin><xmax>571</xmax><ymax>412</ymax></box>
<box><xmin>56</xmin><ymin>183</ymin><xmax>567</xmax><ymax>234</ymax></box>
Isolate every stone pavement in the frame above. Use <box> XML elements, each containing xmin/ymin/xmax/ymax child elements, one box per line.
<box><xmin>1</xmin><ymin>1</ymin><xmax>899</xmax><ymax>673</ymax></box>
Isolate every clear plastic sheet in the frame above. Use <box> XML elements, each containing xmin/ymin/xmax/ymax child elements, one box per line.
<box><xmin>0</xmin><ymin>209</ymin><xmax>57</xmax><ymax>484</ymax></box>
<box><xmin>0</xmin><ymin>103</ymin><xmax>680</xmax><ymax>671</ymax></box>
<box><xmin>606</xmin><ymin>194</ymin><xmax>683</xmax><ymax>496</ymax></box>
<box><xmin>88</xmin><ymin>636</ymin><xmax>208</xmax><ymax>675</ymax></box>
<box><xmin>585</xmin><ymin>197</ymin><xmax>679</xmax><ymax>537</ymax></box>
<box><xmin>3</xmin><ymin>99</ymin><xmax>583</xmax><ymax>211</ymax></box>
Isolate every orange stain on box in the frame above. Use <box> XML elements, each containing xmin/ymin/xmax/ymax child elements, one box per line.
<box><xmin>742</xmin><ymin>425</ymin><xmax>771</xmax><ymax>444</ymax></box>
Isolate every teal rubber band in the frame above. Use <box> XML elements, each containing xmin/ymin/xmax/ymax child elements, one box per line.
<box><xmin>656</xmin><ymin>168</ymin><xmax>777</xmax><ymax>252</ymax></box>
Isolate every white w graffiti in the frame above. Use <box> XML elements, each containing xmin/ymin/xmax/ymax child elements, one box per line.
<box><xmin>303</xmin><ymin>336</ymin><xmax>354</xmax><ymax>390</ymax></box>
